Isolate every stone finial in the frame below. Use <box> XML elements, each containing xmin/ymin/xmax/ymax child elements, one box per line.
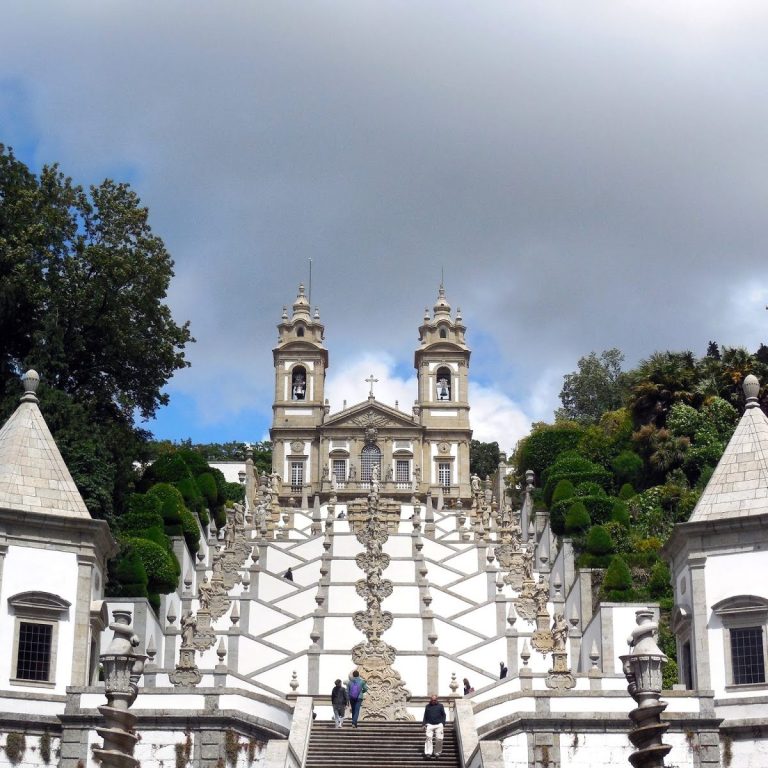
<box><xmin>314</xmin><ymin>307</ymin><xmax>320</xmax><ymax>319</ymax></box>
<box><xmin>744</xmin><ymin>374</ymin><xmax>760</xmax><ymax>408</ymax></box>
<box><xmin>21</xmin><ymin>369</ymin><xmax>40</xmax><ymax>402</ymax></box>
<box><xmin>525</xmin><ymin>469</ymin><xmax>535</xmax><ymax>489</ymax></box>
<box><xmin>230</xmin><ymin>601</ymin><xmax>240</xmax><ymax>624</ymax></box>
<box><xmin>217</xmin><ymin>637</ymin><xmax>227</xmax><ymax>663</ymax></box>
<box><xmin>290</xmin><ymin>670</ymin><xmax>299</xmax><ymax>692</ymax></box>
<box><xmin>281</xmin><ymin>306</ymin><xmax>288</xmax><ymax>320</ymax></box>
<box><xmin>449</xmin><ymin>672</ymin><xmax>459</xmax><ymax>694</ymax></box>
<box><xmin>521</xmin><ymin>640</ymin><xmax>531</xmax><ymax>666</ymax></box>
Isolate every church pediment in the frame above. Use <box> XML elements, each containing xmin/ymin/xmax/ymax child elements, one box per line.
<box><xmin>324</xmin><ymin>401</ymin><xmax>418</xmax><ymax>431</ymax></box>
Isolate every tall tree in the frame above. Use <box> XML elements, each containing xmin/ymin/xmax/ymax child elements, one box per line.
<box><xmin>556</xmin><ymin>348</ymin><xmax>626</xmax><ymax>425</ymax></box>
<box><xmin>0</xmin><ymin>145</ymin><xmax>192</xmax><ymax>518</ymax></box>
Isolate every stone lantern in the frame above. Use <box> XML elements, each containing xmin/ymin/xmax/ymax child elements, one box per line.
<box><xmin>619</xmin><ymin>608</ymin><xmax>672</xmax><ymax>768</ymax></box>
<box><xmin>92</xmin><ymin>610</ymin><xmax>146</xmax><ymax>768</ymax></box>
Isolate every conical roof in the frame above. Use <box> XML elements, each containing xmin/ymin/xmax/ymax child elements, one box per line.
<box><xmin>0</xmin><ymin>371</ymin><xmax>91</xmax><ymax>519</ymax></box>
<box><xmin>688</xmin><ymin>374</ymin><xmax>768</xmax><ymax>523</ymax></box>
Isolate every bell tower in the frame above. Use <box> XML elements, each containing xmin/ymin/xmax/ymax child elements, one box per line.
<box><xmin>414</xmin><ymin>285</ymin><xmax>472</xmax><ymax>497</ymax></box>
<box><xmin>270</xmin><ymin>284</ymin><xmax>328</xmax><ymax>496</ymax></box>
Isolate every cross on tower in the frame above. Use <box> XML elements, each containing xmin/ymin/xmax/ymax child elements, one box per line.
<box><xmin>365</xmin><ymin>373</ymin><xmax>379</xmax><ymax>399</ymax></box>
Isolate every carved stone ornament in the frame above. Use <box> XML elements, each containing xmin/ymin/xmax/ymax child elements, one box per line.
<box><xmin>290</xmin><ymin>440</ymin><xmax>305</xmax><ymax>453</ymax></box>
<box><xmin>170</xmin><ymin>647</ymin><xmax>202</xmax><ymax>688</ymax></box>
<box><xmin>515</xmin><ymin>581</ymin><xmax>537</xmax><ymax>622</ymax></box>
<box><xmin>438</xmin><ymin>442</ymin><xmax>451</xmax><ymax>455</ymax></box>
<box><xmin>193</xmin><ymin>610</ymin><xmax>217</xmax><ymax>651</ymax></box>
<box><xmin>531</xmin><ymin>628</ymin><xmax>554</xmax><ymax>654</ymax></box>
<box><xmin>356</xmin><ymin>550</ymin><xmax>391</xmax><ymax>574</ymax></box>
<box><xmin>352</xmin><ymin>639</ymin><xmax>413</xmax><ymax>721</ymax></box>
<box><xmin>353</xmin><ymin>410</ymin><xmax>392</xmax><ymax>429</ymax></box>
<box><xmin>545</xmin><ymin>669</ymin><xmax>576</xmax><ymax>691</ymax></box>
<box><xmin>364</xmin><ymin>426</ymin><xmax>379</xmax><ymax>445</ymax></box>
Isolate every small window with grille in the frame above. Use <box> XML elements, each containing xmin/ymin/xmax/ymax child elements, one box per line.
<box><xmin>438</xmin><ymin>462</ymin><xmax>451</xmax><ymax>489</ymax></box>
<box><xmin>290</xmin><ymin>461</ymin><xmax>305</xmax><ymax>492</ymax></box>
<box><xmin>16</xmin><ymin>622</ymin><xmax>53</xmax><ymax>681</ymax></box>
<box><xmin>731</xmin><ymin>627</ymin><xmax>766</xmax><ymax>685</ymax></box>
<box><xmin>361</xmin><ymin>445</ymin><xmax>381</xmax><ymax>483</ymax></box>
<box><xmin>332</xmin><ymin>459</ymin><xmax>347</xmax><ymax>483</ymax></box>
<box><xmin>396</xmin><ymin>460</ymin><xmax>410</xmax><ymax>483</ymax></box>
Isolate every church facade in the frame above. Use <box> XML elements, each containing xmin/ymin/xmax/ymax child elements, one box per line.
<box><xmin>270</xmin><ymin>285</ymin><xmax>472</xmax><ymax>502</ymax></box>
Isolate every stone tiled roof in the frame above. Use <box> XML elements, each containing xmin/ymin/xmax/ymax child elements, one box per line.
<box><xmin>689</xmin><ymin>404</ymin><xmax>768</xmax><ymax>522</ymax></box>
<box><xmin>0</xmin><ymin>397</ymin><xmax>91</xmax><ymax>519</ymax></box>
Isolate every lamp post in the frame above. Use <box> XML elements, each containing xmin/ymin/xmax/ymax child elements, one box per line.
<box><xmin>619</xmin><ymin>608</ymin><xmax>672</xmax><ymax>768</ymax></box>
<box><xmin>92</xmin><ymin>610</ymin><xmax>146</xmax><ymax>768</ymax></box>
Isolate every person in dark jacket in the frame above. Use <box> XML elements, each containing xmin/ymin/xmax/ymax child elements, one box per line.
<box><xmin>422</xmin><ymin>694</ymin><xmax>446</xmax><ymax>759</ymax></box>
<box><xmin>331</xmin><ymin>679</ymin><xmax>349</xmax><ymax>728</ymax></box>
<box><xmin>499</xmin><ymin>661</ymin><xmax>508</xmax><ymax>679</ymax></box>
<box><xmin>346</xmin><ymin>670</ymin><xmax>368</xmax><ymax>727</ymax></box>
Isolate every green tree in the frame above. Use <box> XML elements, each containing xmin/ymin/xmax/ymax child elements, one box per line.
<box><xmin>470</xmin><ymin>440</ymin><xmax>502</xmax><ymax>479</ymax></box>
<box><xmin>0</xmin><ymin>145</ymin><xmax>192</xmax><ymax>519</ymax></box>
<box><xmin>556</xmin><ymin>349</ymin><xmax>626</xmax><ymax>425</ymax></box>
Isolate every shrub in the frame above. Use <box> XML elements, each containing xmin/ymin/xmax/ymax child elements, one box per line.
<box><xmin>610</xmin><ymin>500</ymin><xmax>630</xmax><ymax>527</ymax></box>
<box><xmin>603</xmin><ymin>555</ymin><xmax>632</xmax><ymax>591</ymax></box>
<box><xmin>127</xmin><ymin>537</ymin><xmax>180</xmax><ymax>595</ymax></box>
<box><xmin>581</xmin><ymin>495</ymin><xmax>615</xmax><ymax>525</ymax></box>
<box><xmin>564</xmin><ymin>501</ymin><xmax>591</xmax><ymax>534</ymax></box>
<box><xmin>195</xmin><ymin>472</ymin><xmax>218</xmax><ymax>507</ymax></box>
<box><xmin>611</xmin><ymin>450</ymin><xmax>644</xmax><ymax>486</ymax></box>
<box><xmin>145</xmin><ymin>453</ymin><xmax>191</xmax><ymax>484</ymax></box>
<box><xmin>618</xmin><ymin>482</ymin><xmax>636</xmax><ymax>500</ymax></box>
<box><xmin>118</xmin><ymin>493</ymin><xmax>164</xmax><ymax>535</ymax></box>
<box><xmin>603</xmin><ymin>521</ymin><xmax>631</xmax><ymax>553</ymax></box>
<box><xmin>179</xmin><ymin>506</ymin><xmax>202</xmax><ymax>554</ymax></box>
<box><xmin>551</xmin><ymin>479</ymin><xmax>576</xmax><ymax>505</ymax></box>
<box><xmin>214</xmin><ymin>505</ymin><xmax>227</xmax><ymax>530</ymax></box>
<box><xmin>148</xmin><ymin>483</ymin><xmax>186</xmax><ymax>536</ymax></box>
<box><xmin>575</xmin><ymin>481</ymin><xmax>605</xmax><ymax>497</ymax></box>
<box><xmin>514</xmin><ymin>424</ymin><xmax>584</xmax><ymax>478</ymax></box>
<box><xmin>106</xmin><ymin>543</ymin><xmax>149</xmax><ymax>599</ymax></box>
<box><xmin>586</xmin><ymin>525</ymin><xmax>614</xmax><ymax>555</ymax></box>
<box><xmin>649</xmin><ymin>560</ymin><xmax>672</xmax><ymax>598</ymax></box>
<box><xmin>542</xmin><ymin>455</ymin><xmax>613</xmax><ymax>504</ymax></box>
<box><xmin>175</xmin><ymin>477</ymin><xmax>204</xmax><ymax>516</ymax></box>
<box><xmin>177</xmin><ymin>448</ymin><xmax>212</xmax><ymax>477</ymax></box>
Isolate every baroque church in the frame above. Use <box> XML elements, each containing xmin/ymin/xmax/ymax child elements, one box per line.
<box><xmin>0</xmin><ymin>285</ymin><xmax>765</xmax><ymax>768</ymax></box>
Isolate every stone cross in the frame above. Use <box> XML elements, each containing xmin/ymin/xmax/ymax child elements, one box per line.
<box><xmin>365</xmin><ymin>373</ymin><xmax>379</xmax><ymax>398</ymax></box>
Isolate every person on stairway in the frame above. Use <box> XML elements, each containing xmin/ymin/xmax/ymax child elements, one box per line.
<box><xmin>283</xmin><ymin>567</ymin><xmax>294</xmax><ymax>581</ymax></box>
<box><xmin>422</xmin><ymin>694</ymin><xmax>446</xmax><ymax>760</ymax></box>
<box><xmin>346</xmin><ymin>670</ymin><xmax>368</xmax><ymax>727</ymax></box>
<box><xmin>331</xmin><ymin>679</ymin><xmax>349</xmax><ymax>728</ymax></box>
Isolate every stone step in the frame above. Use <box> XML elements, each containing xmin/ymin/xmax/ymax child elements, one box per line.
<box><xmin>306</xmin><ymin>722</ymin><xmax>459</xmax><ymax>768</ymax></box>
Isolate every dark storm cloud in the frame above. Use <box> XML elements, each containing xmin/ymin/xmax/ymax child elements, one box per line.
<box><xmin>2</xmin><ymin>1</ymin><xmax>767</xmax><ymax>444</ymax></box>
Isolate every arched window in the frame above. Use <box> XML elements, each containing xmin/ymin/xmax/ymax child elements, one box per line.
<box><xmin>439</xmin><ymin>327</ymin><xmax>448</xmax><ymax>339</ymax></box>
<box><xmin>291</xmin><ymin>366</ymin><xmax>307</xmax><ymax>400</ymax></box>
<box><xmin>296</xmin><ymin>326</ymin><xmax>305</xmax><ymax>337</ymax></box>
<box><xmin>361</xmin><ymin>444</ymin><xmax>381</xmax><ymax>483</ymax></box>
<box><xmin>435</xmin><ymin>366</ymin><xmax>452</xmax><ymax>401</ymax></box>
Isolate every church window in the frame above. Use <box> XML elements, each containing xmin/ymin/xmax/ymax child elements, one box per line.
<box><xmin>438</xmin><ymin>462</ymin><xmax>452</xmax><ymax>489</ymax></box>
<box><xmin>439</xmin><ymin>327</ymin><xmax>447</xmax><ymax>339</ymax></box>
<box><xmin>8</xmin><ymin>591</ymin><xmax>69</xmax><ymax>687</ymax></box>
<box><xmin>16</xmin><ymin>622</ymin><xmax>53</xmax><ymax>681</ymax></box>
<box><xmin>296</xmin><ymin>326</ymin><xmax>305</xmax><ymax>337</ymax></box>
<box><xmin>332</xmin><ymin>459</ymin><xmax>347</xmax><ymax>483</ymax></box>
<box><xmin>713</xmin><ymin>595</ymin><xmax>768</xmax><ymax>688</ymax></box>
<box><xmin>435</xmin><ymin>367</ymin><xmax>451</xmax><ymax>401</ymax></box>
<box><xmin>731</xmin><ymin>628</ymin><xmax>766</xmax><ymax>685</ymax></box>
<box><xmin>396</xmin><ymin>460</ymin><xmax>410</xmax><ymax>483</ymax></box>
<box><xmin>290</xmin><ymin>461</ymin><xmax>305</xmax><ymax>492</ymax></box>
<box><xmin>291</xmin><ymin>366</ymin><xmax>307</xmax><ymax>400</ymax></box>
<box><xmin>361</xmin><ymin>445</ymin><xmax>381</xmax><ymax>483</ymax></box>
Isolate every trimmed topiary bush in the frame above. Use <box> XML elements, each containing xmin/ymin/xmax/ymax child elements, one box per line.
<box><xmin>195</xmin><ymin>472</ymin><xmax>218</xmax><ymax>507</ymax></box>
<box><xmin>179</xmin><ymin>506</ymin><xmax>202</xmax><ymax>554</ymax></box>
<box><xmin>542</xmin><ymin>455</ymin><xmax>613</xmax><ymax>504</ymax></box>
<box><xmin>551</xmin><ymin>479</ymin><xmax>576</xmax><ymax>505</ymax></box>
<box><xmin>106</xmin><ymin>543</ymin><xmax>149</xmax><ymax>599</ymax></box>
<box><xmin>611</xmin><ymin>450</ymin><xmax>644</xmax><ymax>486</ymax></box>
<box><xmin>618</xmin><ymin>482</ymin><xmax>636</xmax><ymax>500</ymax></box>
<box><xmin>586</xmin><ymin>524</ymin><xmax>614</xmax><ymax>556</ymax></box>
<box><xmin>118</xmin><ymin>493</ymin><xmax>164</xmax><ymax>535</ymax></box>
<box><xmin>649</xmin><ymin>560</ymin><xmax>672</xmax><ymax>599</ymax></box>
<box><xmin>575</xmin><ymin>481</ymin><xmax>606</xmax><ymax>498</ymax></box>
<box><xmin>610</xmin><ymin>499</ymin><xmax>630</xmax><ymax>527</ymax></box>
<box><xmin>126</xmin><ymin>537</ymin><xmax>180</xmax><ymax>596</ymax></box>
<box><xmin>564</xmin><ymin>501</ymin><xmax>591</xmax><ymax>534</ymax></box>
<box><xmin>175</xmin><ymin>476</ymin><xmax>205</xmax><ymax>517</ymax></box>
<box><xmin>148</xmin><ymin>483</ymin><xmax>186</xmax><ymax>536</ymax></box>
<box><xmin>580</xmin><ymin>495</ymin><xmax>615</xmax><ymax>525</ymax></box>
<box><xmin>603</xmin><ymin>555</ymin><xmax>632</xmax><ymax>591</ymax></box>
<box><xmin>144</xmin><ymin>453</ymin><xmax>191</xmax><ymax>485</ymax></box>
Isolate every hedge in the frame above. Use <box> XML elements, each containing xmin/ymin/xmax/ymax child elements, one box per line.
<box><xmin>586</xmin><ymin>525</ymin><xmax>614</xmax><ymax>556</ymax></box>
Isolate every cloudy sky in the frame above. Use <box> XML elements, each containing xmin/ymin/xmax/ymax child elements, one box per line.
<box><xmin>2</xmin><ymin>1</ymin><xmax>767</xmax><ymax>454</ymax></box>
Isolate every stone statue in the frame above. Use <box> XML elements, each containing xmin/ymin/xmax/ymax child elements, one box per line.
<box><xmin>534</xmin><ymin>576</ymin><xmax>550</xmax><ymax>615</ymax></box>
<box><xmin>233</xmin><ymin>503</ymin><xmax>245</xmax><ymax>527</ymax></box>
<box><xmin>224</xmin><ymin>519</ymin><xmax>236</xmax><ymax>548</ymax></box>
<box><xmin>349</xmin><ymin>464</ymin><xmax>357</xmax><ymax>481</ymax></box>
<box><xmin>180</xmin><ymin>611</ymin><xmax>196</xmax><ymax>648</ymax></box>
<box><xmin>385</xmin><ymin>464</ymin><xmax>393</xmax><ymax>482</ymax></box>
<box><xmin>198</xmin><ymin>577</ymin><xmax>213</xmax><ymax>611</ymax></box>
<box><xmin>471</xmin><ymin>473</ymin><xmax>481</xmax><ymax>495</ymax></box>
<box><xmin>552</xmin><ymin>613</ymin><xmax>568</xmax><ymax>652</ymax></box>
<box><xmin>522</xmin><ymin>546</ymin><xmax>534</xmax><ymax>581</ymax></box>
<box><xmin>270</xmin><ymin>471</ymin><xmax>281</xmax><ymax>492</ymax></box>
<box><xmin>331</xmin><ymin>472</ymin><xmax>338</xmax><ymax>490</ymax></box>
<box><xmin>371</xmin><ymin>464</ymin><xmax>380</xmax><ymax>493</ymax></box>
<box><xmin>322</xmin><ymin>466</ymin><xmax>329</xmax><ymax>480</ymax></box>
